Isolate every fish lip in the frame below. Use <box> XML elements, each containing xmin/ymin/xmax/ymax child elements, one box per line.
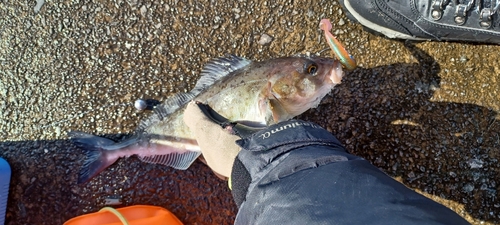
<box><xmin>329</xmin><ymin>60</ymin><xmax>344</xmax><ymax>84</ymax></box>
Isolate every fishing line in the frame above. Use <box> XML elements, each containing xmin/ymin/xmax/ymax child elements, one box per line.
<box><xmin>316</xmin><ymin>47</ymin><xmax>331</xmax><ymax>56</ymax></box>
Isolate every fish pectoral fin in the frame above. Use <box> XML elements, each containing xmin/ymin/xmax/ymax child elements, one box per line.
<box><xmin>259</xmin><ymin>82</ymin><xmax>280</xmax><ymax>124</ymax></box>
<box><xmin>138</xmin><ymin>151</ymin><xmax>201</xmax><ymax>170</ymax></box>
<box><xmin>259</xmin><ymin>98</ymin><xmax>277</xmax><ymax>125</ymax></box>
<box><xmin>259</xmin><ymin>97</ymin><xmax>289</xmax><ymax>124</ymax></box>
<box><xmin>268</xmin><ymin>98</ymin><xmax>291</xmax><ymax>123</ymax></box>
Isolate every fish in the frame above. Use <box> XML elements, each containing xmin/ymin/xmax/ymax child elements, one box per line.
<box><xmin>70</xmin><ymin>54</ymin><xmax>344</xmax><ymax>183</ymax></box>
<box><xmin>319</xmin><ymin>19</ymin><xmax>357</xmax><ymax>71</ymax></box>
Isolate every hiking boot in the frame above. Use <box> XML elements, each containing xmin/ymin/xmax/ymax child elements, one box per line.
<box><xmin>339</xmin><ymin>0</ymin><xmax>500</xmax><ymax>44</ymax></box>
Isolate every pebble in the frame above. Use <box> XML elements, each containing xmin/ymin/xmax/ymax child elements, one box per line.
<box><xmin>258</xmin><ymin>34</ymin><xmax>273</xmax><ymax>45</ymax></box>
<box><xmin>104</xmin><ymin>197</ymin><xmax>122</xmax><ymax>206</ymax></box>
<box><xmin>338</xmin><ymin>18</ymin><xmax>345</xmax><ymax>26</ymax></box>
<box><xmin>34</xmin><ymin>0</ymin><xmax>45</xmax><ymax>13</ymax></box>
<box><xmin>463</xmin><ymin>183</ymin><xmax>475</xmax><ymax>193</ymax></box>
<box><xmin>467</xmin><ymin>159</ymin><xmax>484</xmax><ymax>169</ymax></box>
<box><xmin>140</xmin><ymin>5</ymin><xmax>147</xmax><ymax>16</ymax></box>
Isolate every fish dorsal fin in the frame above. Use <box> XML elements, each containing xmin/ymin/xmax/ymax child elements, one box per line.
<box><xmin>137</xmin><ymin>92</ymin><xmax>195</xmax><ymax>131</ymax></box>
<box><xmin>191</xmin><ymin>54</ymin><xmax>252</xmax><ymax>94</ymax></box>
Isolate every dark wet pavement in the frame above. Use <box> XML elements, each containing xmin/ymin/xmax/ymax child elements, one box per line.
<box><xmin>1</xmin><ymin>0</ymin><xmax>499</xmax><ymax>224</ymax></box>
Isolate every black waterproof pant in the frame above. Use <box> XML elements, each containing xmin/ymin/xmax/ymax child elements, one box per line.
<box><xmin>230</xmin><ymin>120</ymin><xmax>470</xmax><ymax>225</ymax></box>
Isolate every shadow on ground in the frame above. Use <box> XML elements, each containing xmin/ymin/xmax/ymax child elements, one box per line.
<box><xmin>1</xmin><ymin>137</ymin><xmax>236</xmax><ymax>225</ymax></box>
<box><xmin>300</xmin><ymin>42</ymin><xmax>500</xmax><ymax>222</ymax></box>
<box><xmin>1</xmin><ymin>43</ymin><xmax>498</xmax><ymax>224</ymax></box>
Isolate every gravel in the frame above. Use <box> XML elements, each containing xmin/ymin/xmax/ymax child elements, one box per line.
<box><xmin>0</xmin><ymin>0</ymin><xmax>499</xmax><ymax>224</ymax></box>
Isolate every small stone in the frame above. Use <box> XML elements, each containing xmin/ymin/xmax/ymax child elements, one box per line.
<box><xmin>467</xmin><ymin>158</ymin><xmax>484</xmax><ymax>169</ymax></box>
<box><xmin>55</xmin><ymin>126</ymin><xmax>61</xmax><ymax>137</ymax></box>
<box><xmin>140</xmin><ymin>5</ymin><xmax>147</xmax><ymax>16</ymax></box>
<box><xmin>34</xmin><ymin>0</ymin><xmax>45</xmax><ymax>13</ymax></box>
<box><xmin>459</xmin><ymin>55</ymin><xmax>468</xmax><ymax>63</ymax></box>
<box><xmin>258</xmin><ymin>34</ymin><xmax>273</xmax><ymax>45</ymax></box>
<box><xmin>462</xmin><ymin>183</ymin><xmax>474</xmax><ymax>193</ymax></box>
<box><xmin>104</xmin><ymin>197</ymin><xmax>122</xmax><ymax>205</ymax></box>
<box><xmin>338</xmin><ymin>18</ymin><xmax>345</xmax><ymax>26</ymax></box>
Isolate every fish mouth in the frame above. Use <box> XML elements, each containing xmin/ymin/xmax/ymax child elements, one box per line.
<box><xmin>329</xmin><ymin>60</ymin><xmax>344</xmax><ymax>84</ymax></box>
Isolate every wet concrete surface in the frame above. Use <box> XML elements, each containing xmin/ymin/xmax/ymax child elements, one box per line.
<box><xmin>0</xmin><ymin>0</ymin><xmax>499</xmax><ymax>224</ymax></box>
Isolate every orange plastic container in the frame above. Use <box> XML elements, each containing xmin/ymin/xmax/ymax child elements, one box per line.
<box><xmin>64</xmin><ymin>205</ymin><xmax>183</xmax><ymax>225</ymax></box>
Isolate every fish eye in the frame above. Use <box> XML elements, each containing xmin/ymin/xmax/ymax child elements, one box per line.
<box><xmin>305</xmin><ymin>63</ymin><xmax>318</xmax><ymax>75</ymax></box>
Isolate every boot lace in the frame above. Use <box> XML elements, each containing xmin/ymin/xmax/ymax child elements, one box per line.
<box><xmin>431</xmin><ymin>0</ymin><xmax>500</xmax><ymax>28</ymax></box>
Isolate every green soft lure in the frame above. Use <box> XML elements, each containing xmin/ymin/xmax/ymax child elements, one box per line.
<box><xmin>320</xmin><ymin>19</ymin><xmax>357</xmax><ymax>71</ymax></box>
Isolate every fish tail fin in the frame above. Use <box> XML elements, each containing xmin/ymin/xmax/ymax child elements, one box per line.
<box><xmin>68</xmin><ymin>131</ymin><xmax>118</xmax><ymax>184</ymax></box>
